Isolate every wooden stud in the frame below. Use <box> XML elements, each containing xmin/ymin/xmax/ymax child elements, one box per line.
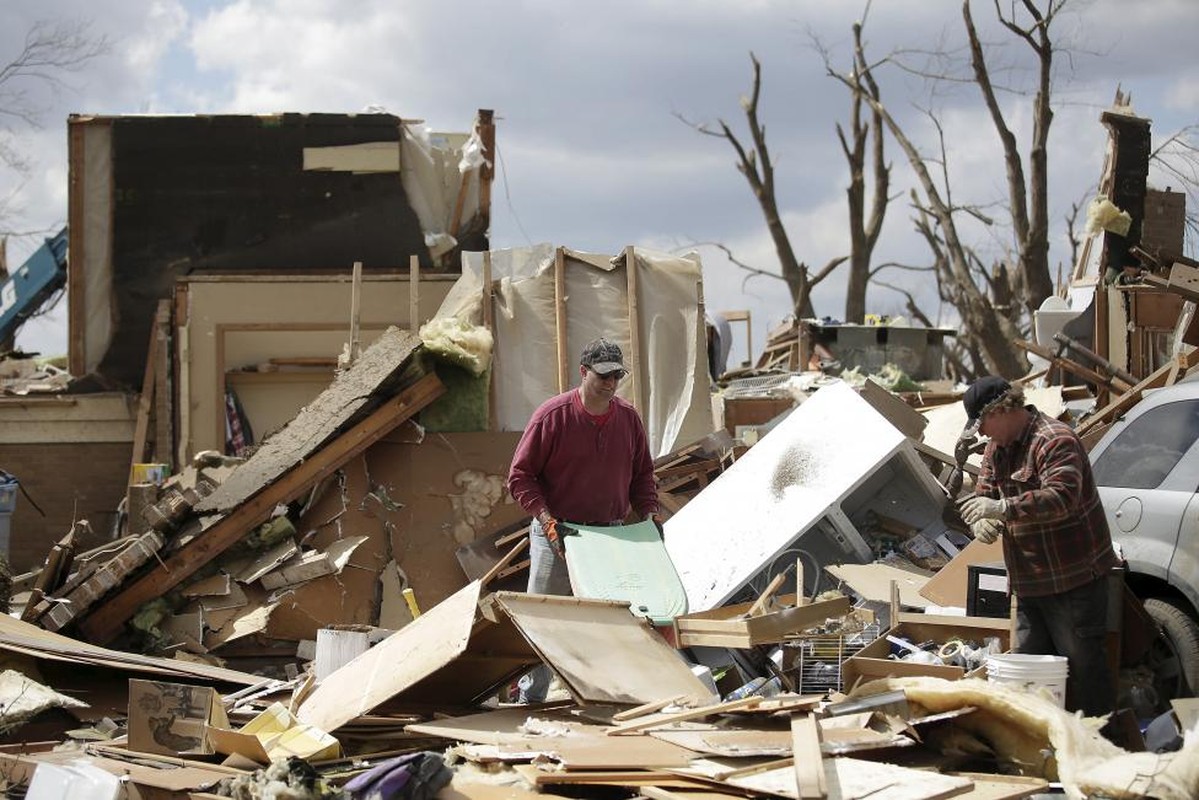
<box><xmin>409</xmin><ymin>255</ymin><xmax>420</xmax><ymax>332</ymax></box>
<box><xmin>624</xmin><ymin>245</ymin><xmax>644</xmax><ymax>414</ymax></box>
<box><xmin>349</xmin><ymin>261</ymin><xmax>363</xmax><ymax>365</ymax></box>
<box><xmin>555</xmin><ymin>246</ymin><xmax>568</xmax><ymax>393</ymax></box>
<box><xmin>611</xmin><ymin>694</ymin><xmax>689</xmax><ymax>722</ymax></box>
<box><xmin>748</xmin><ymin>573</ymin><xmax>786</xmax><ymax>617</ymax></box>
<box><xmin>78</xmin><ymin>373</ymin><xmax>446</xmax><ymax>644</ymax></box>
<box><xmin>480</xmin><ymin>538</ymin><xmax>528</xmax><ymax>589</ymax></box>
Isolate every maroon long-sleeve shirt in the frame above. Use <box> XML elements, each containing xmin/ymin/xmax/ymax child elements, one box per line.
<box><xmin>508</xmin><ymin>389</ymin><xmax>658</xmax><ymax>525</ymax></box>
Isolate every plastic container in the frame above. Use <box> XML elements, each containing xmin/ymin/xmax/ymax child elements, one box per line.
<box><xmin>986</xmin><ymin>653</ymin><xmax>1068</xmax><ymax>707</ymax></box>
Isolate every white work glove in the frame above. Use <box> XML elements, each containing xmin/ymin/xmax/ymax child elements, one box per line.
<box><xmin>960</xmin><ymin>495</ymin><xmax>1007</xmax><ymax>525</ymax></box>
<box><xmin>971</xmin><ymin>517</ymin><xmax>1005</xmax><ymax>545</ymax></box>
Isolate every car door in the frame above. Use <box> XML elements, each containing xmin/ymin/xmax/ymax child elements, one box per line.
<box><xmin>1090</xmin><ymin>395</ymin><xmax>1199</xmax><ymax>587</ymax></box>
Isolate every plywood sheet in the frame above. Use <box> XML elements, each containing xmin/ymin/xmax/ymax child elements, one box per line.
<box><xmin>493</xmin><ymin>592</ymin><xmax>710</xmax><ymax>706</ymax></box>
<box><xmin>665</xmin><ymin>383</ymin><xmax>908</xmax><ymax>611</ymax></box>
<box><xmin>297</xmin><ymin>580</ymin><xmax>482</xmax><ymax>731</ymax></box>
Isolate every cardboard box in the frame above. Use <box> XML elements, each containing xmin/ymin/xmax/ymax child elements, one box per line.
<box><xmin>840</xmin><ymin>612</ymin><xmax>1012</xmax><ymax>693</ymax></box>
<box><xmin>127</xmin><ymin>679</ymin><xmax>228</xmax><ymax>757</ymax></box>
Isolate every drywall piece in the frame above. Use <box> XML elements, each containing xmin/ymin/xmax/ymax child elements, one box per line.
<box><xmin>233</xmin><ymin>539</ymin><xmax>300</xmax><ymax>584</ymax></box>
<box><xmin>492</xmin><ymin>592</ymin><xmax>711</xmax><ymax>706</ymax></box>
<box><xmin>666</xmin><ymin>382</ymin><xmax>946</xmax><ymax>611</ymax></box>
<box><xmin>261</xmin><ymin>552</ymin><xmax>335</xmax><ymax>590</ymax></box>
<box><xmin>181</xmin><ymin>573</ymin><xmax>232</xmax><ymax>598</ymax></box>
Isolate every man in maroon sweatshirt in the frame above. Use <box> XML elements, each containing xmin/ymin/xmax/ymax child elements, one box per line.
<box><xmin>507</xmin><ymin>337</ymin><xmax>660</xmax><ymax>701</ymax></box>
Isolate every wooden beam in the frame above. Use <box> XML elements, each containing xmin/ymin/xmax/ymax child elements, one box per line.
<box><xmin>1014</xmin><ymin>340</ymin><xmax>1134</xmax><ymax>394</ymax></box>
<box><xmin>555</xmin><ymin>246</ymin><xmax>568</xmax><ymax>393</ymax></box>
<box><xmin>77</xmin><ymin>373</ymin><xmax>445</xmax><ymax>644</ymax></box>
<box><xmin>624</xmin><ymin>246</ymin><xmax>644</xmax><ymax>414</ymax></box>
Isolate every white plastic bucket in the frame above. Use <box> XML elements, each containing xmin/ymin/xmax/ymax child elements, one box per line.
<box><xmin>986</xmin><ymin>653</ymin><xmax>1068</xmax><ymax>708</ymax></box>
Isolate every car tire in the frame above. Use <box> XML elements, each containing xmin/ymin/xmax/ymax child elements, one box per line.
<box><xmin>1143</xmin><ymin>598</ymin><xmax>1199</xmax><ymax>703</ymax></box>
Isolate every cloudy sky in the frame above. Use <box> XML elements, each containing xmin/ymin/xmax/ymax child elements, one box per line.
<box><xmin>3</xmin><ymin>0</ymin><xmax>1197</xmax><ymax>363</ymax></box>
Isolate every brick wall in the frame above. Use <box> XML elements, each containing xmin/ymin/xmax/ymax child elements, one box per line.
<box><xmin>0</xmin><ymin>442</ymin><xmax>130</xmax><ymax>572</ymax></box>
<box><xmin>1141</xmin><ymin>188</ymin><xmax>1186</xmax><ymax>261</ymax></box>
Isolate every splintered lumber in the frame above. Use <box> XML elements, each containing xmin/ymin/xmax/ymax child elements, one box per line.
<box><xmin>606</xmin><ymin>696</ymin><xmax>762</xmax><ymax>736</ymax></box>
<box><xmin>479</xmin><ymin>539</ymin><xmax>528</xmax><ymax>589</ymax></box>
<box><xmin>611</xmin><ymin>694</ymin><xmax>690</xmax><ymax>722</ymax></box>
<box><xmin>1014</xmin><ymin>340</ymin><xmax>1134</xmax><ymax>394</ymax></box>
<box><xmin>78</xmin><ymin>372</ymin><xmax>444</xmax><ymax>644</ymax></box>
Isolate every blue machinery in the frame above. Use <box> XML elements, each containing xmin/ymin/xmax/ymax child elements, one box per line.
<box><xmin>0</xmin><ymin>227</ymin><xmax>68</xmax><ymax>345</ymax></box>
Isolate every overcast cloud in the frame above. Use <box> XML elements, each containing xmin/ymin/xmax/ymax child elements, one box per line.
<box><xmin>2</xmin><ymin>0</ymin><xmax>1196</xmax><ymax>363</ymax></box>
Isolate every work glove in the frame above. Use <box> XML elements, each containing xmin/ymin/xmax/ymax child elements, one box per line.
<box><xmin>960</xmin><ymin>495</ymin><xmax>1007</xmax><ymax>525</ymax></box>
<box><xmin>971</xmin><ymin>517</ymin><xmax>1005</xmax><ymax>545</ymax></box>
<box><xmin>647</xmin><ymin>513</ymin><xmax>665</xmax><ymax>539</ymax></box>
<box><xmin>541</xmin><ymin>516</ymin><xmax>576</xmax><ymax>559</ymax></box>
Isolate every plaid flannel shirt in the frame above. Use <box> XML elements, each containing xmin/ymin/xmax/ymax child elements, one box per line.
<box><xmin>975</xmin><ymin>407</ymin><xmax>1118</xmax><ymax>597</ymax></box>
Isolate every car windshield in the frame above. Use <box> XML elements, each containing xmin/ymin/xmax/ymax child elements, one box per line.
<box><xmin>1092</xmin><ymin>399</ymin><xmax>1199</xmax><ymax>490</ymax></box>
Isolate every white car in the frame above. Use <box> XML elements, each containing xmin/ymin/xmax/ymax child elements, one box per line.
<box><xmin>1088</xmin><ymin>373</ymin><xmax>1199</xmax><ymax>709</ymax></box>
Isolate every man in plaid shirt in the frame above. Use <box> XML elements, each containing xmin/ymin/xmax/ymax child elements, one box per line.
<box><xmin>959</xmin><ymin>376</ymin><xmax>1120</xmax><ymax>717</ymax></box>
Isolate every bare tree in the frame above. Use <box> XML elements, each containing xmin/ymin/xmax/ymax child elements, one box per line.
<box><xmin>963</xmin><ymin>0</ymin><xmax>1061</xmax><ymax>315</ymax></box>
<box><xmin>0</xmin><ymin>19</ymin><xmax>109</xmax><ymax>236</ymax></box>
<box><xmin>677</xmin><ymin>54</ymin><xmax>846</xmax><ymax>319</ymax></box>
<box><xmin>818</xmin><ymin>1</ymin><xmax>1085</xmax><ymax>378</ymax></box>
<box><xmin>826</xmin><ymin>13</ymin><xmax>892</xmax><ymax>324</ymax></box>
